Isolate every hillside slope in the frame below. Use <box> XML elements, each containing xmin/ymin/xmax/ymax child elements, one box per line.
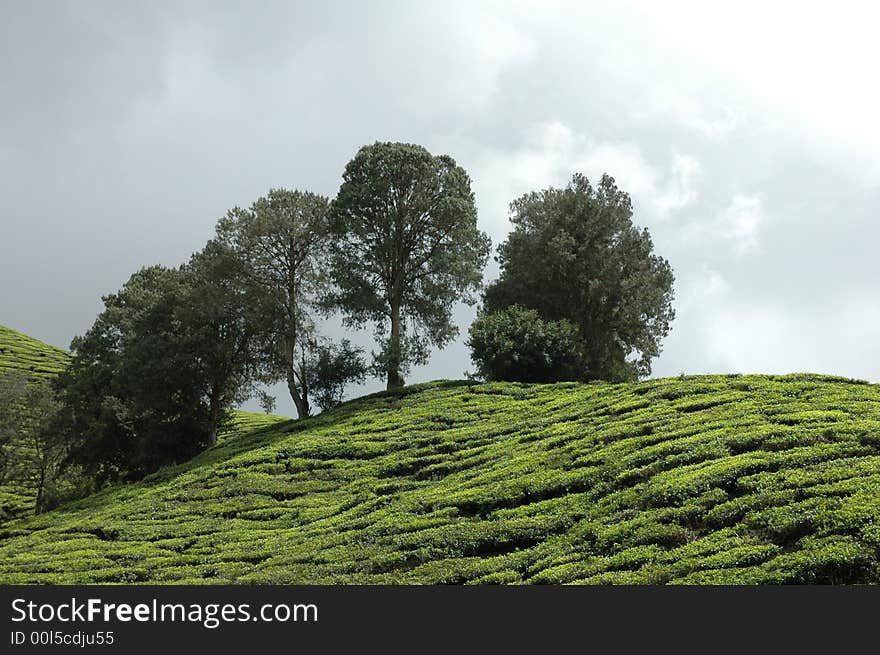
<box><xmin>0</xmin><ymin>324</ymin><xmax>70</xmax><ymax>379</ymax></box>
<box><xmin>1</xmin><ymin>375</ymin><xmax>879</xmax><ymax>584</ymax></box>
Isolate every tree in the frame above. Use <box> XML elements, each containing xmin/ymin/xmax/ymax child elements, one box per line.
<box><xmin>467</xmin><ymin>306</ymin><xmax>585</xmax><ymax>383</ymax></box>
<box><xmin>57</xmin><ymin>259</ymin><xmax>263</xmax><ymax>482</ymax></box>
<box><xmin>306</xmin><ymin>339</ymin><xmax>367</xmax><ymax>412</ymax></box>
<box><xmin>327</xmin><ymin>142</ymin><xmax>491</xmax><ymax>390</ymax></box>
<box><xmin>185</xmin><ymin>241</ymin><xmax>263</xmax><ymax>446</ymax></box>
<box><xmin>0</xmin><ymin>371</ymin><xmax>28</xmax><ymax>486</ymax></box>
<box><xmin>278</xmin><ymin>337</ymin><xmax>367</xmax><ymax>417</ymax></box>
<box><xmin>22</xmin><ymin>380</ymin><xmax>64</xmax><ymax>513</ymax></box>
<box><xmin>483</xmin><ymin>174</ymin><xmax>675</xmax><ymax>381</ymax></box>
<box><xmin>57</xmin><ymin>266</ymin><xmax>210</xmax><ymax>483</ymax></box>
<box><xmin>257</xmin><ymin>391</ymin><xmax>276</xmax><ymax>415</ymax></box>
<box><xmin>0</xmin><ymin>371</ymin><xmax>66</xmax><ymax>514</ymax></box>
<box><xmin>214</xmin><ymin>189</ymin><xmax>329</xmax><ymax>418</ymax></box>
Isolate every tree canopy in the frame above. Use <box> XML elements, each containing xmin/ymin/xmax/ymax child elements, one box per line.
<box><xmin>58</xmin><ymin>266</ymin><xmax>206</xmax><ymax>482</ymax></box>
<box><xmin>57</xmin><ymin>259</ymin><xmax>264</xmax><ymax>483</ymax></box>
<box><xmin>483</xmin><ymin>173</ymin><xmax>675</xmax><ymax>381</ymax></box>
<box><xmin>213</xmin><ymin>188</ymin><xmax>331</xmax><ymax>418</ymax></box>
<box><xmin>327</xmin><ymin>142</ymin><xmax>491</xmax><ymax>389</ymax></box>
<box><xmin>467</xmin><ymin>305</ymin><xmax>585</xmax><ymax>383</ymax></box>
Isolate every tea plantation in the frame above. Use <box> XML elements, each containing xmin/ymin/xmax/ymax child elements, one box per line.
<box><xmin>1</xmin><ymin>371</ymin><xmax>879</xmax><ymax>584</ymax></box>
<box><xmin>0</xmin><ymin>324</ymin><xmax>70</xmax><ymax>379</ymax></box>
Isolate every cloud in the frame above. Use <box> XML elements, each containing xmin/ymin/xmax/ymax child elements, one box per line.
<box><xmin>632</xmin><ymin>87</ymin><xmax>745</xmax><ymax>140</ymax></box>
<box><xmin>653</xmin><ymin>154</ymin><xmax>702</xmax><ymax>218</ymax></box>
<box><xmin>471</xmin><ymin>121</ymin><xmax>703</xmax><ymax>242</ymax></box>
<box><xmin>3</xmin><ymin>0</ymin><xmax>880</xmax><ymax>418</ymax></box>
<box><xmin>700</xmin><ymin>296</ymin><xmax>880</xmax><ymax>380</ymax></box>
<box><xmin>674</xmin><ymin>194</ymin><xmax>763</xmax><ymax>257</ymax></box>
<box><xmin>718</xmin><ymin>195</ymin><xmax>763</xmax><ymax>255</ymax></box>
<box><xmin>622</xmin><ymin>1</ymin><xmax>880</xmax><ymax>153</ymax></box>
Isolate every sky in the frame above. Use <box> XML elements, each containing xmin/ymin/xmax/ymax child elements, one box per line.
<box><xmin>2</xmin><ymin>0</ymin><xmax>879</xmax><ymax>415</ymax></box>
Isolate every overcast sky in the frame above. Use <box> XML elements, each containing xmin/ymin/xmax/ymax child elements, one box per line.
<box><xmin>3</xmin><ymin>0</ymin><xmax>879</xmax><ymax>415</ymax></box>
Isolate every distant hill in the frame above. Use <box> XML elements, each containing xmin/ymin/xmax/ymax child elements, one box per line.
<box><xmin>1</xmin><ymin>373</ymin><xmax>878</xmax><ymax>584</ymax></box>
<box><xmin>0</xmin><ymin>324</ymin><xmax>70</xmax><ymax>379</ymax></box>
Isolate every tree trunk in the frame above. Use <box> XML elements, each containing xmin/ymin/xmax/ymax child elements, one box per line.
<box><xmin>207</xmin><ymin>392</ymin><xmax>221</xmax><ymax>447</ymax></box>
<box><xmin>287</xmin><ymin>370</ymin><xmax>310</xmax><ymax>419</ymax></box>
<box><xmin>34</xmin><ymin>462</ymin><xmax>46</xmax><ymax>515</ymax></box>
<box><xmin>387</xmin><ymin>301</ymin><xmax>404</xmax><ymax>390</ymax></box>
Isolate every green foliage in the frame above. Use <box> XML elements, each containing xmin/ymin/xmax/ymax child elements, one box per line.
<box><xmin>186</xmin><ymin>241</ymin><xmax>266</xmax><ymax>444</ymax></box>
<box><xmin>1</xmin><ymin>373</ymin><xmax>879</xmax><ymax>584</ymax></box>
<box><xmin>57</xmin><ymin>257</ymin><xmax>264</xmax><ymax>483</ymax></box>
<box><xmin>327</xmin><ymin>142</ymin><xmax>491</xmax><ymax>390</ymax></box>
<box><xmin>57</xmin><ymin>266</ymin><xmax>210</xmax><ymax>483</ymax></box>
<box><xmin>0</xmin><ymin>371</ymin><xmax>30</xmax><ymax>486</ymax></box>
<box><xmin>0</xmin><ymin>372</ymin><xmax>66</xmax><ymax>515</ymax></box>
<box><xmin>467</xmin><ymin>306</ymin><xmax>585</xmax><ymax>382</ymax></box>
<box><xmin>483</xmin><ymin>173</ymin><xmax>675</xmax><ymax>381</ymax></box>
<box><xmin>257</xmin><ymin>391</ymin><xmax>276</xmax><ymax>415</ymax></box>
<box><xmin>213</xmin><ymin>189</ymin><xmax>331</xmax><ymax>418</ymax></box>
<box><xmin>0</xmin><ymin>327</ymin><xmax>73</xmax><ymax>521</ymax></box>
<box><xmin>305</xmin><ymin>339</ymin><xmax>368</xmax><ymax>412</ymax></box>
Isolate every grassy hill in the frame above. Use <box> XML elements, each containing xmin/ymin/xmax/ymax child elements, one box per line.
<box><xmin>1</xmin><ymin>374</ymin><xmax>879</xmax><ymax>584</ymax></box>
<box><xmin>0</xmin><ymin>324</ymin><xmax>70</xmax><ymax>379</ymax></box>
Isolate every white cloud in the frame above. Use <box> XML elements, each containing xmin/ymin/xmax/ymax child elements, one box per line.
<box><xmin>678</xmin><ymin>194</ymin><xmax>763</xmax><ymax>256</ymax></box>
<box><xmin>6</xmin><ymin>0</ymin><xmax>880</xmax><ymax>403</ymax></box>
<box><xmin>653</xmin><ymin>154</ymin><xmax>701</xmax><ymax>218</ymax></box>
<box><xmin>718</xmin><ymin>195</ymin><xmax>762</xmax><ymax>255</ymax></box>
<box><xmin>690</xmin><ymin>264</ymin><xmax>728</xmax><ymax>301</ymax></box>
<box><xmin>573</xmin><ymin>141</ymin><xmax>658</xmax><ymax>198</ymax></box>
<box><xmin>699</xmin><ymin>295</ymin><xmax>880</xmax><ymax>380</ymax></box>
<box><xmin>623</xmin><ymin>1</ymin><xmax>880</xmax><ymax>153</ymax></box>
<box><xmin>632</xmin><ymin>87</ymin><xmax>744</xmax><ymax>140</ymax></box>
<box><xmin>472</xmin><ymin>121</ymin><xmax>703</xmax><ymax>243</ymax></box>
<box><xmin>398</xmin><ymin>7</ymin><xmax>537</xmax><ymax>121</ymax></box>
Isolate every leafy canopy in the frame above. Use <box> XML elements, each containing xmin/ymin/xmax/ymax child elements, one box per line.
<box><xmin>57</xmin><ymin>259</ymin><xmax>263</xmax><ymax>483</ymax></box>
<box><xmin>302</xmin><ymin>339</ymin><xmax>368</xmax><ymax>412</ymax></box>
<box><xmin>327</xmin><ymin>142</ymin><xmax>491</xmax><ymax>389</ymax></box>
<box><xmin>484</xmin><ymin>173</ymin><xmax>675</xmax><ymax>381</ymax></box>
<box><xmin>467</xmin><ymin>306</ymin><xmax>585</xmax><ymax>383</ymax></box>
<box><xmin>214</xmin><ymin>189</ymin><xmax>333</xmax><ymax>418</ymax></box>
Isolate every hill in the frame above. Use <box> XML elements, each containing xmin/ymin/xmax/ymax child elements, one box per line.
<box><xmin>0</xmin><ymin>324</ymin><xmax>70</xmax><ymax>379</ymax></box>
<box><xmin>1</xmin><ymin>374</ymin><xmax>878</xmax><ymax>584</ymax></box>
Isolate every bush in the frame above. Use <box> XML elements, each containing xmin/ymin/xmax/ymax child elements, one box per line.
<box><xmin>467</xmin><ymin>306</ymin><xmax>585</xmax><ymax>383</ymax></box>
<box><xmin>307</xmin><ymin>339</ymin><xmax>368</xmax><ymax>412</ymax></box>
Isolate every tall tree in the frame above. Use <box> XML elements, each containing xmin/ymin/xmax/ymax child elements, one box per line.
<box><xmin>58</xmin><ymin>266</ymin><xmax>207</xmax><ymax>483</ymax></box>
<box><xmin>0</xmin><ymin>371</ymin><xmax>28</xmax><ymax>487</ymax></box>
<box><xmin>57</xmin><ymin>259</ymin><xmax>263</xmax><ymax>483</ymax></box>
<box><xmin>483</xmin><ymin>173</ymin><xmax>675</xmax><ymax>381</ymax></box>
<box><xmin>214</xmin><ymin>189</ymin><xmax>329</xmax><ymax>418</ymax></box>
<box><xmin>327</xmin><ymin>142</ymin><xmax>491</xmax><ymax>389</ymax></box>
<box><xmin>184</xmin><ymin>241</ymin><xmax>263</xmax><ymax>445</ymax></box>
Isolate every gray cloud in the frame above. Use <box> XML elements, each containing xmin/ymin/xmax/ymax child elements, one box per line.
<box><xmin>2</xmin><ymin>1</ymin><xmax>878</xmax><ymax>415</ymax></box>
